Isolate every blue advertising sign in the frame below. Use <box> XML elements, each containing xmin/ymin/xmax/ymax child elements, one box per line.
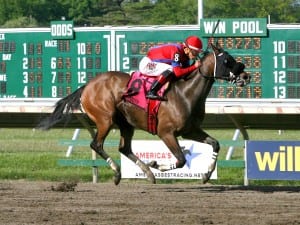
<box><xmin>246</xmin><ymin>141</ymin><xmax>300</xmax><ymax>180</ymax></box>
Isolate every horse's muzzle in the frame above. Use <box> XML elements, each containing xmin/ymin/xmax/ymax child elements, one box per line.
<box><xmin>236</xmin><ymin>72</ymin><xmax>251</xmax><ymax>87</ymax></box>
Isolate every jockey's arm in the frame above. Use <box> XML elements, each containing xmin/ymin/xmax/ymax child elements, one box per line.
<box><xmin>173</xmin><ymin>60</ymin><xmax>202</xmax><ymax>78</ymax></box>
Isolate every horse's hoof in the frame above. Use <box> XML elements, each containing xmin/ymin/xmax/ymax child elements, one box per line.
<box><xmin>146</xmin><ymin>171</ymin><xmax>156</xmax><ymax>184</ymax></box>
<box><xmin>201</xmin><ymin>171</ymin><xmax>212</xmax><ymax>184</ymax></box>
<box><xmin>148</xmin><ymin>160</ymin><xmax>158</xmax><ymax>169</ymax></box>
<box><xmin>114</xmin><ymin>172</ymin><xmax>121</xmax><ymax>185</ymax></box>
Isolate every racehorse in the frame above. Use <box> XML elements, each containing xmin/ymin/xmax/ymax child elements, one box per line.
<box><xmin>38</xmin><ymin>44</ymin><xmax>250</xmax><ymax>185</ymax></box>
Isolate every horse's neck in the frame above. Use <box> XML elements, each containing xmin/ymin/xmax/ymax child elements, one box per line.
<box><xmin>190</xmin><ymin>52</ymin><xmax>215</xmax><ymax>93</ymax></box>
<box><xmin>194</xmin><ymin>69</ymin><xmax>214</xmax><ymax>97</ymax></box>
<box><xmin>197</xmin><ymin>53</ymin><xmax>216</xmax><ymax>97</ymax></box>
<box><xmin>170</xmin><ymin>52</ymin><xmax>215</xmax><ymax>110</ymax></box>
<box><xmin>177</xmin><ymin>68</ymin><xmax>214</xmax><ymax>111</ymax></box>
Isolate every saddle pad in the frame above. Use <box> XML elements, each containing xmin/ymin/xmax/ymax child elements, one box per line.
<box><xmin>123</xmin><ymin>71</ymin><xmax>165</xmax><ymax>110</ymax></box>
<box><xmin>123</xmin><ymin>71</ymin><xmax>166</xmax><ymax>134</ymax></box>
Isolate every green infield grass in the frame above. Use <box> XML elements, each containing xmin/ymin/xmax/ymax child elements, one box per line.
<box><xmin>0</xmin><ymin>128</ymin><xmax>299</xmax><ymax>186</ymax></box>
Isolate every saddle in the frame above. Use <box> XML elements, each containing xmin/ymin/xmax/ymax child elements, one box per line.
<box><xmin>123</xmin><ymin>71</ymin><xmax>168</xmax><ymax>134</ymax></box>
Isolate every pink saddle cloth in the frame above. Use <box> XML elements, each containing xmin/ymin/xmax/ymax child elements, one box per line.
<box><xmin>123</xmin><ymin>71</ymin><xmax>167</xmax><ymax>134</ymax></box>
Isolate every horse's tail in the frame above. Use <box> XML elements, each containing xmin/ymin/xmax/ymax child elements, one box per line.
<box><xmin>37</xmin><ymin>85</ymin><xmax>86</xmax><ymax>130</ymax></box>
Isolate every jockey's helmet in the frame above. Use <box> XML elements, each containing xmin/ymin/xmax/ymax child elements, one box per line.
<box><xmin>184</xmin><ymin>36</ymin><xmax>203</xmax><ymax>53</ymax></box>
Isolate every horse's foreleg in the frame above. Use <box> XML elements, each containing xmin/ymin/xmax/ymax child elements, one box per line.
<box><xmin>90</xmin><ymin>134</ymin><xmax>121</xmax><ymax>185</ymax></box>
<box><xmin>201</xmin><ymin>136</ymin><xmax>219</xmax><ymax>183</ymax></box>
<box><xmin>149</xmin><ymin>134</ymin><xmax>186</xmax><ymax>171</ymax></box>
<box><xmin>182</xmin><ymin>130</ymin><xmax>220</xmax><ymax>184</ymax></box>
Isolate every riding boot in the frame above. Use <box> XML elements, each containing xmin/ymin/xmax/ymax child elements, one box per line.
<box><xmin>146</xmin><ymin>70</ymin><xmax>173</xmax><ymax>101</ymax></box>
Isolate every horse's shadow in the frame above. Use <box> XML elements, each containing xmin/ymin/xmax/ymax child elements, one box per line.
<box><xmin>158</xmin><ymin>185</ymin><xmax>300</xmax><ymax>193</ymax></box>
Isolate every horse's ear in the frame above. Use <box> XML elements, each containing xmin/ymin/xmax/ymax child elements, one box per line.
<box><xmin>211</xmin><ymin>41</ymin><xmax>224</xmax><ymax>55</ymax></box>
<box><xmin>211</xmin><ymin>42</ymin><xmax>223</xmax><ymax>55</ymax></box>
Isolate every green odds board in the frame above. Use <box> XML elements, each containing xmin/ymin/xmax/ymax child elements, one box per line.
<box><xmin>0</xmin><ymin>19</ymin><xmax>299</xmax><ymax>99</ymax></box>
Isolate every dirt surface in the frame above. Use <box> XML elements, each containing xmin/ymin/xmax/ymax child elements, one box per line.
<box><xmin>0</xmin><ymin>180</ymin><xmax>300</xmax><ymax>225</ymax></box>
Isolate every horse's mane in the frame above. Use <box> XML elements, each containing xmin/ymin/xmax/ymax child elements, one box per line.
<box><xmin>188</xmin><ymin>50</ymin><xmax>216</xmax><ymax>80</ymax></box>
<box><xmin>201</xmin><ymin>50</ymin><xmax>211</xmax><ymax>59</ymax></box>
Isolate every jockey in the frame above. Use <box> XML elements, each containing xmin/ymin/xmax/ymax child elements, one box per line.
<box><xmin>139</xmin><ymin>35</ymin><xmax>203</xmax><ymax>100</ymax></box>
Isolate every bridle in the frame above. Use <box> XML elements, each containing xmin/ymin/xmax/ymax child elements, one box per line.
<box><xmin>197</xmin><ymin>44</ymin><xmax>250</xmax><ymax>87</ymax></box>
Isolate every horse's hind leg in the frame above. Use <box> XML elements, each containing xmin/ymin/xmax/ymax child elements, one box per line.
<box><xmin>90</xmin><ymin>125</ymin><xmax>121</xmax><ymax>185</ymax></box>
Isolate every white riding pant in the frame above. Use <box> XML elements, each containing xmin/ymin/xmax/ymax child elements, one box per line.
<box><xmin>139</xmin><ymin>56</ymin><xmax>173</xmax><ymax>76</ymax></box>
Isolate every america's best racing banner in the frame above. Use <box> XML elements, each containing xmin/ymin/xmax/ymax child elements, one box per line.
<box><xmin>121</xmin><ymin>140</ymin><xmax>217</xmax><ymax>179</ymax></box>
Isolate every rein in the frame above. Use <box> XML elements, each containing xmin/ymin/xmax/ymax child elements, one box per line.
<box><xmin>198</xmin><ymin>50</ymin><xmax>225</xmax><ymax>81</ymax></box>
<box><xmin>197</xmin><ymin>53</ymin><xmax>236</xmax><ymax>82</ymax></box>
<box><xmin>199</xmin><ymin>72</ymin><xmax>215</xmax><ymax>81</ymax></box>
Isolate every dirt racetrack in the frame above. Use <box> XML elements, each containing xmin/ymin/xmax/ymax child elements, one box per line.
<box><xmin>0</xmin><ymin>180</ymin><xmax>299</xmax><ymax>225</ymax></box>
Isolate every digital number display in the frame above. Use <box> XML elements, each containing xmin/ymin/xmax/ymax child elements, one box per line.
<box><xmin>208</xmin><ymin>37</ymin><xmax>262</xmax><ymax>98</ymax></box>
<box><xmin>269</xmin><ymin>40</ymin><xmax>300</xmax><ymax>98</ymax></box>
<box><xmin>21</xmin><ymin>40</ymin><xmax>104</xmax><ymax>98</ymax></box>
<box><xmin>0</xmin><ymin>27</ymin><xmax>109</xmax><ymax>98</ymax></box>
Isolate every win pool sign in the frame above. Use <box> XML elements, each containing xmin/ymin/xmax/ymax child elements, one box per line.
<box><xmin>199</xmin><ymin>18</ymin><xmax>267</xmax><ymax>37</ymax></box>
<box><xmin>246</xmin><ymin>141</ymin><xmax>300</xmax><ymax>180</ymax></box>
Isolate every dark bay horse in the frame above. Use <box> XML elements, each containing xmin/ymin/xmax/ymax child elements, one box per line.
<box><xmin>38</xmin><ymin>46</ymin><xmax>249</xmax><ymax>185</ymax></box>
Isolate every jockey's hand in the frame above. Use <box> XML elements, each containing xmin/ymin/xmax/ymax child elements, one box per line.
<box><xmin>208</xmin><ymin>37</ymin><xmax>213</xmax><ymax>46</ymax></box>
<box><xmin>194</xmin><ymin>60</ymin><xmax>202</xmax><ymax>68</ymax></box>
